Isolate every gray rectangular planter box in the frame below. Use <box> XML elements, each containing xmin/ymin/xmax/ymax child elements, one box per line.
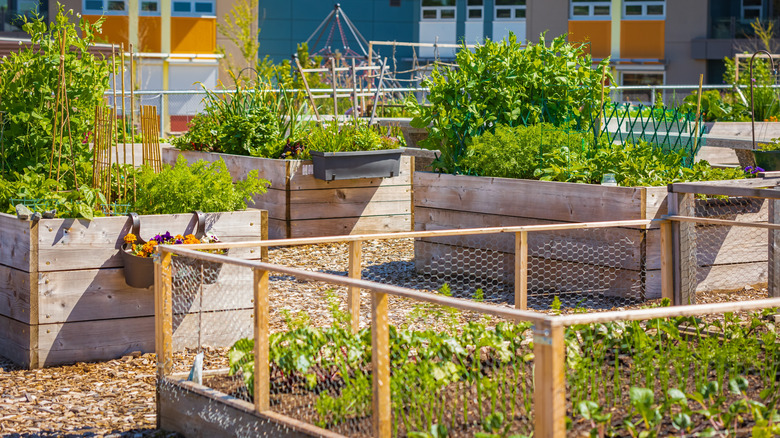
<box><xmin>310</xmin><ymin>148</ymin><xmax>404</xmax><ymax>181</ymax></box>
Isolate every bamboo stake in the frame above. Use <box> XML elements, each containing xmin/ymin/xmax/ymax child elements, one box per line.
<box><xmin>120</xmin><ymin>43</ymin><xmax>127</xmax><ymax>200</ymax></box>
<box><xmin>129</xmin><ymin>44</ymin><xmax>136</xmax><ymax>202</ymax></box>
<box><xmin>330</xmin><ymin>58</ymin><xmax>338</xmax><ymax>118</ymax></box>
<box><xmin>693</xmin><ymin>74</ymin><xmax>704</xmax><ymax>150</ymax></box>
<box><xmin>63</xmin><ymin>74</ymin><xmax>79</xmax><ymax>189</ymax></box>
<box><xmin>293</xmin><ymin>56</ymin><xmax>321</xmax><ymax>122</ymax></box>
<box><xmin>350</xmin><ymin>58</ymin><xmax>358</xmax><ymax>127</ymax></box>
<box><xmin>92</xmin><ymin>104</ymin><xmax>100</xmax><ymax>188</ymax></box>
<box><xmin>599</xmin><ymin>65</ymin><xmax>607</xmax><ymax>129</ymax></box>
<box><xmin>111</xmin><ymin>46</ymin><xmax>119</xmax><ymax>174</ymax></box>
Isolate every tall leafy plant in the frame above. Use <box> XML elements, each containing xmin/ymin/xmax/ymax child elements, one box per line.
<box><xmin>410</xmin><ymin>32</ymin><xmax>610</xmax><ymax>174</ymax></box>
<box><xmin>0</xmin><ymin>6</ymin><xmax>110</xmax><ymax>174</ymax></box>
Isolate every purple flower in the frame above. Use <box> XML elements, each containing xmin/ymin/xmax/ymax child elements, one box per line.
<box><xmin>745</xmin><ymin>166</ymin><xmax>754</xmax><ymax>173</ymax></box>
<box><xmin>174</xmin><ymin>239</ymin><xmax>183</xmax><ymax>244</ymax></box>
<box><xmin>756</xmin><ymin>166</ymin><xmax>765</xmax><ymax>173</ymax></box>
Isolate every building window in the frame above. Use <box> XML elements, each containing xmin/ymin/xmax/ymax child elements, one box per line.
<box><xmin>0</xmin><ymin>1</ymin><xmax>47</xmax><ymax>32</ymax></box>
<box><xmin>421</xmin><ymin>0</ymin><xmax>455</xmax><ymax>20</ymax></box>
<box><xmin>140</xmin><ymin>0</ymin><xmax>159</xmax><ymax>14</ymax></box>
<box><xmin>467</xmin><ymin>0</ymin><xmax>483</xmax><ymax>20</ymax></box>
<box><xmin>83</xmin><ymin>0</ymin><xmax>127</xmax><ymax>14</ymax></box>
<box><xmin>742</xmin><ymin>0</ymin><xmax>763</xmax><ymax>20</ymax></box>
<box><xmin>389</xmin><ymin>0</ymin><xmax>400</xmax><ymax>6</ymax></box>
<box><xmin>495</xmin><ymin>0</ymin><xmax>525</xmax><ymax>20</ymax></box>
<box><xmin>171</xmin><ymin>0</ymin><xmax>215</xmax><ymax>16</ymax></box>
<box><xmin>620</xmin><ymin>71</ymin><xmax>665</xmax><ymax>104</ymax></box>
<box><xmin>570</xmin><ymin>0</ymin><xmax>610</xmax><ymax>19</ymax></box>
<box><xmin>623</xmin><ymin>0</ymin><xmax>664</xmax><ymax>19</ymax></box>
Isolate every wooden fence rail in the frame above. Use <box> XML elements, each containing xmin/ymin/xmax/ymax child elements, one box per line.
<box><xmin>155</xmin><ymin>217</ymin><xmax>780</xmax><ymax>438</ymax></box>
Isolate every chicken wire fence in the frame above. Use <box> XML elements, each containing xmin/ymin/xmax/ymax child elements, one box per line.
<box><xmin>265</xmin><ymin>225</ymin><xmax>649</xmax><ymax>316</ymax></box>
<box><xmin>669</xmin><ymin>183</ymin><xmax>780</xmax><ymax>305</ymax></box>
<box><xmin>155</xmin><ymin>246</ymin><xmax>543</xmax><ymax>437</ymax></box>
<box><xmin>564</xmin><ymin>308</ymin><xmax>780</xmax><ymax>437</ymax></box>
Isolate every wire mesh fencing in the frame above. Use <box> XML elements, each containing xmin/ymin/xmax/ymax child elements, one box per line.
<box><xmin>669</xmin><ymin>181</ymin><xmax>780</xmax><ymax>305</ymax></box>
<box><xmin>155</xmin><ymin>244</ymin><xmax>547</xmax><ymax>437</ymax></box>
<box><xmin>154</xmin><ymin>218</ymin><xmax>780</xmax><ymax>437</ymax></box>
<box><xmin>565</xmin><ymin>307</ymin><xmax>780</xmax><ymax>438</ymax></box>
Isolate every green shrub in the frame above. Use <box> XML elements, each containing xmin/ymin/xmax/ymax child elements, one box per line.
<box><xmin>410</xmin><ymin>32</ymin><xmax>609</xmax><ymax>174</ymax></box>
<box><xmin>460</xmin><ymin>124</ymin><xmax>542</xmax><ymax>179</ymax></box>
<box><xmin>133</xmin><ymin>156</ymin><xmax>269</xmax><ymax>215</ymax></box>
<box><xmin>219</xmin><ymin>107</ymin><xmax>280</xmax><ymax>157</ymax></box>
<box><xmin>0</xmin><ymin>6</ymin><xmax>110</xmax><ymax>174</ymax></box>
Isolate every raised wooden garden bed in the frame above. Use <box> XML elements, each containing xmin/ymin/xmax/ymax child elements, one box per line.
<box><xmin>0</xmin><ymin>210</ymin><xmax>267</xmax><ymax>368</ymax></box>
<box><xmin>162</xmin><ymin>149</ymin><xmax>413</xmax><ymax>239</ymax></box>
<box><xmin>158</xmin><ymin>376</ymin><xmax>342</xmax><ymax>438</ymax></box>
<box><xmin>414</xmin><ymin>172</ymin><xmax>767</xmax><ymax>301</ymax></box>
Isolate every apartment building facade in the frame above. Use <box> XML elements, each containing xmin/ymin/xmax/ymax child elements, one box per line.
<box><xmin>258</xmin><ymin>0</ymin><xmax>780</xmax><ymax>87</ymax></box>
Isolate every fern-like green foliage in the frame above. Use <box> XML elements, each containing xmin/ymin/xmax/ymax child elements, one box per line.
<box><xmin>133</xmin><ymin>156</ymin><xmax>269</xmax><ymax>215</ymax></box>
<box><xmin>462</xmin><ymin>124</ymin><xmax>746</xmax><ymax>186</ymax></box>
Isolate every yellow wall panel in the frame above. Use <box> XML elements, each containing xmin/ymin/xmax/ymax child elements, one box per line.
<box><xmin>139</xmin><ymin>16</ymin><xmax>162</xmax><ymax>53</ymax></box>
<box><xmin>620</xmin><ymin>21</ymin><xmax>665</xmax><ymax>59</ymax></box>
<box><xmin>568</xmin><ymin>21</ymin><xmax>611</xmax><ymax>59</ymax></box>
<box><xmin>171</xmin><ymin>17</ymin><xmax>216</xmax><ymax>54</ymax></box>
<box><xmin>83</xmin><ymin>15</ymin><xmax>129</xmax><ymax>47</ymax></box>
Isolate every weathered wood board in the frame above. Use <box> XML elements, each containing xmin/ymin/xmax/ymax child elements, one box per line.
<box><xmin>163</xmin><ymin>148</ymin><xmax>413</xmax><ymax>239</ymax></box>
<box><xmin>0</xmin><ymin>210</ymin><xmax>267</xmax><ymax>368</ymax></box>
<box><xmin>414</xmin><ymin>172</ymin><xmax>768</xmax><ymax>302</ymax></box>
<box><xmin>159</xmin><ymin>377</ymin><xmax>344</xmax><ymax>438</ymax></box>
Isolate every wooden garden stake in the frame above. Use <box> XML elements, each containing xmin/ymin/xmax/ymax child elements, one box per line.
<box><xmin>120</xmin><ymin>43</ymin><xmax>128</xmax><ymax>200</ymax></box>
<box><xmin>112</xmin><ymin>46</ymin><xmax>120</xmax><ymax>173</ymax></box>
<box><xmin>155</xmin><ymin>248</ymin><xmax>173</xmax><ymax>377</ymax></box>
<box><xmin>371</xmin><ymin>291</ymin><xmax>391</xmax><ymax>438</ymax></box>
<box><xmin>599</xmin><ymin>65</ymin><xmax>607</xmax><ymax>127</ymax></box>
<box><xmin>351</xmin><ymin>58</ymin><xmax>359</xmax><ymax>127</ymax></box>
<box><xmin>330</xmin><ymin>58</ymin><xmax>338</xmax><ymax>118</ymax></box>
<box><xmin>533</xmin><ymin>320</ymin><xmax>566</xmax><ymax>437</ymax></box>
<box><xmin>693</xmin><ymin>74</ymin><xmax>704</xmax><ymax>150</ymax></box>
<box><xmin>514</xmin><ymin>231</ymin><xmax>528</xmax><ymax>310</ymax></box>
<box><xmin>348</xmin><ymin>240</ymin><xmax>362</xmax><ymax>333</ymax></box>
<box><xmin>660</xmin><ymin>219</ymin><xmax>674</xmax><ymax>302</ymax></box>
<box><xmin>293</xmin><ymin>55</ymin><xmax>321</xmax><ymax>122</ymax></box>
<box><xmin>253</xmin><ymin>268</ymin><xmax>270</xmax><ymax>412</ymax></box>
<box><xmin>130</xmin><ymin>44</ymin><xmax>137</xmax><ymax>202</ymax></box>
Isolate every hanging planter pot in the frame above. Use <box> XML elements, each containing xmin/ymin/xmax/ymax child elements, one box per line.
<box><xmin>310</xmin><ymin>148</ymin><xmax>404</xmax><ymax>181</ymax></box>
<box><xmin>753</xmin><ymin>150</ymin><xmax>780</xmax><ymax>171</ymax></box>
<box><xmin>120</xmin><ymin>211</ymin><xmax>216</xmax><ymax>288</ymax></box>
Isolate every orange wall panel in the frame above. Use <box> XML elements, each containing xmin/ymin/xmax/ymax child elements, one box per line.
<box><xmin>171</xmin><ymin>17</ymin><xmax>216</xmax><ymax>54</ymax></box>
<box><xmin>139</xmin><ymin>16</ymin><xmax>162</xmax><ymax>53</ymax></box>
<box><xmin>568</xmin><ymin>20</ymin><xmax>611</xmax><ymax>59</ymax></box>
<box><xmin>83</xmin><ymin>15</ymin><xmax>128</xmax><ymax>47</ymax></box>
<box><xmin>620</xmin><ymin>20</ymin><xmax>665</xmax><ymax>59</ymax></box>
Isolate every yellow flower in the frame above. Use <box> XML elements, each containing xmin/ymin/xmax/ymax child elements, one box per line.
<box><xmin>124</xmin><ymin>233</ymin><xmax>137</xmax><ymax>244</ymax></box>
<box><xmin>183</xmin><ymin>234</ymin><xmax>200</xmax><ymax>244</ymax></box>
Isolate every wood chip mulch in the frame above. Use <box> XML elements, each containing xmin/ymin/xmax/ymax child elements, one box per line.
<box><xmin>0</xmin><ymin>240</ymin><xmax>775</xmax><ymax>437</ymax></box>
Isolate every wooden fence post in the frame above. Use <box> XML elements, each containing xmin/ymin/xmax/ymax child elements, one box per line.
<box><xmin>678</xmin><ymin>193</ymin><xmax>697</xmax><ymax>304</ymax></box>
<box><xmin>770</xmin><ymin>192</ymin><xmax>780</xmax><ymax>298</ymax></box>
<box><xmin>254</xmin><ymin>268</ymin><xmax>270</xmax><ymax>412</ymax></box>
<box><xmin>348</xmin><ymin>241</ymin><xmax>362</xmax><ymax>333</ymax></box>
<box><xmin>533</xmin><ymin>320</ymin><xmax>566</xmax><ymax>437</ymax></box>
<box><xmin>660</xmin><ymin>220</ymin><xmax>674</xmax><ymax>302</ymax></box>
<box><xmin>515</xmin><ymin>231</ymin><xmax>528</xmax><ymax>310</ymax></box>
<box><xmin>154</xmin><ymin>247</ymin><xmax>172</xmax><ymax>428</ymax></box>
<box><xmin>155</xmin><ymin>248</ymin><xmax>173</xmax><ymax>377</ymax></box>
<box><xmin>372</xmin><ymin>291</ymin><xmax>391</xmax><ymax>438</ymax></box>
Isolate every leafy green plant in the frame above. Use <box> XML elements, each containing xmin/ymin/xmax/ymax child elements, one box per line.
<box><xmin>459</xmin><ymin>124</ymin><xmax>542</xmax><ymax>179</ymax></box>
<box><xmin>133</xmin><ymin>155</ymin><xmax>268</xmax><ymax>214</ymax></box>
<box><xmin>410</xmin><ymin>32</ymin><xmax>609</xmax><ymax>174</ymax></box>
<box><xmin>304</xmin><ymin>120</ymin><xmax>401</xmax><ymax>155</ymax></box>
<box><xmin>0</xmin><ymin>6</ymin><xmax>110</xmax><ymax>174</ymax></box>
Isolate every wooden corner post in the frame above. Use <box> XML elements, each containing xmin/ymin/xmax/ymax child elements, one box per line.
<box><xmin>154</xmin><ymin>247</ymin><xmax>173</xmax><ymax>428</ymax></box>
<box><xmin>253</xmin><ymin>268</ymin><xmax>270</xmax><ymax>412</ymax></box>
<box><xmin>348</xmin><ymin>241</ymin><xmax>362</xmax><ymax>333</ymax></box>
<box><xmin>155</xmin><ymin>248</ymin><xmax>173</xmax><ymax>377</ymax></box>
<box><xmin>515</xmin><ymin>231</ymin><xmax>528</xmax><ymax>310</ymax></box>
<box><xmin>660</xmin><ymin>219</ymin><xmax>674</xmax><ymax>302</ymax></box>
<box><xmin>533</xmin><ymin>319</ymin><xmax>566</xmax><ymax>437</ymax></box>
<box><xmin>372</xmin><ymin>291</ymin><xmax>391</xmax><ymax>438</ymax></box>
<box><xmin>770</xmin><ymin>190</ymin><xmax>780</xmax><ymax>298</ymax></box>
